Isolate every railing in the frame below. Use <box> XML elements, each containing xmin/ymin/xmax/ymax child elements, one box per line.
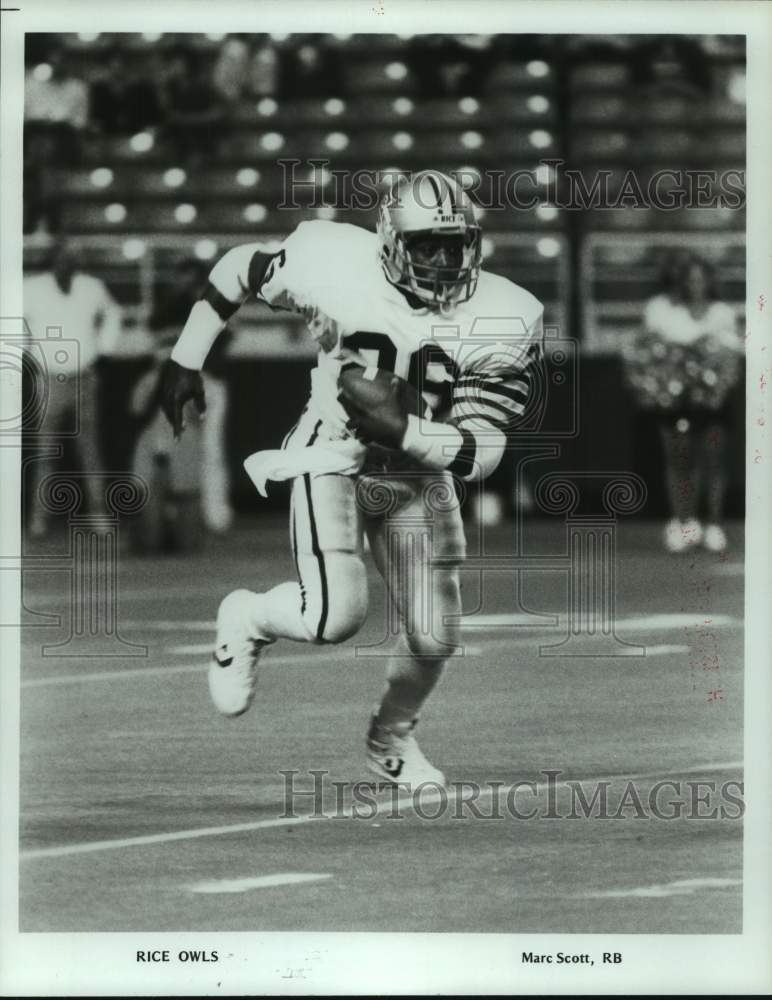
<box><xmin>24</xmin><ymin>230</ymin><xmax>571</xmax><ymax>359</ymax></box>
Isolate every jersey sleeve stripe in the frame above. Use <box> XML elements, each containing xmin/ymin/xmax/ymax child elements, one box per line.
<box><xmin>452</xmin><ymin>398</ymin><xmax>523</xmax><ymax>425</ymax></box>
<box><xmin>454</xmin><ymin>383</ymin><xmax>530</xmax><ymax>405</ymax></box>
<box><xmin>453</xmin><ymin>381</ymin><xmax>529</xmax><ymax>405</ymax></box>
<box><xmin>453</xmin><ymin>412</ymin><xmax>513</xmax><ymax>433</ymax></box>
<box><xmin>452</xmin><ymin>392</ymin><xmax>526</xmax><ymax>416</ymax></box>
<box><xmin>455</xmin><ymin>375</ymin><xmax>530</xmax><ymax>395</ymax></box>
<box><xmin>475</xmin><ymin>390</ymin><xmax>525</xmax><ymax>412</ymax></box>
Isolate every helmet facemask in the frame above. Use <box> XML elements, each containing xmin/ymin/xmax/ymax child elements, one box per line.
<box><xmin>396</xmin><ymin>230</ymin><xmax>481</xmax><ymax>309</ymax></box>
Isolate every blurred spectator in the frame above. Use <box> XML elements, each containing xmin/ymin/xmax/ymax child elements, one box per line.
<box><xmin>407</xmin><ymin>34</ymin><xmax>491</xmax><ymax>99</ymax></box>
<box><xmin>212</xmin><ymin>35</ymin><xmax>251</xmax><ymax>104</ymax></box>
<box><xmin>25</xmin><ymin>47</ymin><xmax>89</xmax><ymax>130</ymax></box>
<box><xmin>212</xmin><ymin>35</ymin><xmax>280</xmax><ymax>103</ymax></box>
<box><xmin>25</xmin><ymin>47</ymin><xmax>88</xmax><ymax>165</ymax></box>
<box><xmin>89</xmin><ymin>47</ymin><xmax>163</xmax><ymax>134</ymax></box>
<box><xmin>280</xmin><ymin>37</ymin><xmax>343</xmax><ymax>99</ymax></box>
<box><xmin>631</xmin><ymin>36</ymin><xmax>712</xmax><ymax>98</ymax></box>
<box><xmin>161</xmin><ymin>48</ymin><xmax>224</xmax><ymax>163</ymax></box>
<box><xmin>129</xmin><ymin>339</ymin><xmax>205</xmax><ymax>553</ymax></box>
<box><xmin>23</xmin><ymin>238</ymin><xmax>123</xmax><ymax>537</ymax></box>
<box><xmin>248</xmin><ymin>37</ymin><xmax>280</xmax><ymax>98</ymax></box>
<box><xmin>454</xmin><ymin>35</ymin><xmax>493</xmax><ymax>95</ymax></box>
<box><xmin>623</xmin><ymin>252</ymin><xmax>742</xmax><ymax>553</ymax></box>
<box><xmin>149</xmin><ymin>258</ymin><xmax>234</xmax><ymax>533</ymax></box>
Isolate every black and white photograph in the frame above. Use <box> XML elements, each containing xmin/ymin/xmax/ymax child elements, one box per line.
<box><xmin>0</xmin><ymin>1</ymin><xmax>770</xmax><ymax>995</ymax></box>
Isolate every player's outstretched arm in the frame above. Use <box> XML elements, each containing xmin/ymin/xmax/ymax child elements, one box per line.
<box><xmin>160</xmin><ymin>359</ymin><xmax>207</xmax><ymax>439</ymax></box>
<box><xmin>161</xmin><ymin>242</ymin><xmax>283</xmax><ymax>436</ymax></box>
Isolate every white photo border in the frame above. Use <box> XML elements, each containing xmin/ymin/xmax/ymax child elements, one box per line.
<box><xmin>1</xmin><ymin>1</ymin><xmax>770</xmax><ymax>995</ymax></box>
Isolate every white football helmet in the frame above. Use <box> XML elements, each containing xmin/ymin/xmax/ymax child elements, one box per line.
<box><xmin>378</xmin><ymin>169</ymin><xmax>482</xmax><ymax>309</ymax></box>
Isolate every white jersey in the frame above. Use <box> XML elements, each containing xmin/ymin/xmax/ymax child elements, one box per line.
<box><xmin>24</xmin><ymin>271</ymin><xmax>122</xmax><ymax>372</ymax></box>
<box><xmin>204</xmin><ymin>220</ymin><xmax>544</xmax><ymax>447</ymax></box>
<box><xmin>643</xmin><ymin>294</ymin><xmax>738</xmax><ymax>350</ymax></box>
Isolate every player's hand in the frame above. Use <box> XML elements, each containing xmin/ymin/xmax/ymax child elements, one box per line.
<box><xmin>160</xmin><ymin>358</ymin><xmax>206</xmax><ymax>439</ymax></box>
<box><xmin>339</xmin><ymin>375</ymin><xmax>409</xmax><ymax>449</ymax></box>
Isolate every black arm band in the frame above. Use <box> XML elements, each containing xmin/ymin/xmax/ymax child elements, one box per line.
<box><xmin>201</xmin><ymin>282</ymin><xmax>241</xmax><ymax>322</ymax></box>
<box><xmin>447</xmin><ymin>427</ymin><xmax>478</xmax><ymax>478</ymax></box>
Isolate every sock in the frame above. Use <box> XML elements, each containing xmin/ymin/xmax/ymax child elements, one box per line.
<box><xmin>369</xmin><ymin>706</ymin><xmax>416</xmax><ymax>741</ymax></box>
<box><xmin>245</xmin><ymin>582</ymin><xmax>315</xmax><ymax>643</ymax></box>
<box><xmin>374</xmin><ymin>637</ymin><xmax>447</xmax><ymax>730</ymax></box>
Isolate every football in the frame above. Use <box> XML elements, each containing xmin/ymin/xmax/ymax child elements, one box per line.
<box><xmin>337</xmin><ymin>364</ymin><xmax>432</xmax><ymax>447</ymax></box>
<box><xmin>338</xmin><ymin>365</ymin><xmax>429</xmax><ymax>420</ymax></box>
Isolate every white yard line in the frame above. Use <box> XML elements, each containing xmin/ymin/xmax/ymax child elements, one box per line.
<box><xmin>171</xmin><ymin>644</ymin><xmax>228</xmax><ymax>655</ymax></box>
<box><xmin>188</xmin><ymin>873</ymin><xmax>332</xmax><ymax>894</ymax></box>
<box><xmin>122</xmin><ymin>620</ymin><xmax>216</xmax><ymax>631</ymax></box>
<box><xmin>580</xmin><ymin>877</ymin><xmax>742</xmax><ymax>899</ymax></box>
<box><xmin>612</xmin><ymin>613</ymin><xmax>739</xmax><ymax>630</ymax></box>
<box><xmin>168</xmin><ymin>641</ymin><xmax>483</xmax><ymax>656</ymax></box>
<box><xmin>22</xmin><ymin>663</ymin><xmax>208</xmax><ymax>687</ymax></box>
<box><xmin>20</xmin><ymin>647</ymin><xmax>346</xmax><ymax>688</ymax></box>
<box><xmin>15</xmin><ymin>632</ymin><xmax>720</xmax><ymax>688</ymax></box>
<box><xmin>20</xmin><ymin>640</ymin><xmax>480</xmax><ymax>688</ymax></box>
<box><xmin>27</xmin><ymin>610</ymin><xmax>742</xmax><ymax>638</ymax></box>
<box><xmin>458</xmin><ymin>612</ymin><xmax>740</xmax><ymax>630</ymax></box>
<box><xmin>23</xmin><ymin>814</ymin><xmax>316</xmax><ymax>860</ymax></box>
<box><xmin>20</xmin><ymin>760</ymin><xmax>742</xmax><ymax>863</ymax></box>
<box><xmin>714</xmin><ymin>563</ymin><xmax>744</xmax><ymax>576</ymax></box>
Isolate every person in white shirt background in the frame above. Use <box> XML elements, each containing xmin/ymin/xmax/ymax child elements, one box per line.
<box><xmin>23</xmin><ymin>238</ymin><xmax>122</xmax><ymax>537</ymax></box>
<box><xmin>640</xmin><ymin>251</ymin><xmax>742</xmax><ymax>554</ymax></box>
<box><xmin>24</xmin><ymin>47</ymin><xmax>89</xmax><ymax>131</ymax></box>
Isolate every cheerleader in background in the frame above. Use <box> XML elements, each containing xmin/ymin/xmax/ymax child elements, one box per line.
<box><xmin>626</xmin><ymin>251</ymin><xmax>743</xmax><ymax>553</ymax></box>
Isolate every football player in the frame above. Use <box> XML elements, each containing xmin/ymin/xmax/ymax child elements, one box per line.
<box><xmin>161</xmin><ymin>169</ymin><xmax>543</xmax><ymax>788</ymax></box>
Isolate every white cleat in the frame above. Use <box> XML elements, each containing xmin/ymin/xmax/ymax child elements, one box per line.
<box><xmin>664</xmin><ymin>519</ymin><xmax>686</xmax><ymax>553</ymax></box>
<box><xmin>209</xmin><ymin>589</ymin><xmax>271</xmax><ymax>717</ymax></box>
<box><xmin>366</xmin><ymin>715</ymin><xmax>446</xmax><ymax>790</ymax></box>
<box><xmin>703</xmin><ymin>523</ymin><xmax>728</xmax><ymax>553</ymax></box>
<box><xmin>664</xmin><ymin>518</ymin><xmax>703</xmax><ymax>553</ymax></box>
<box><xmin>680</xmin><ymin>518</ymin><xmax>704</xmax><ymax>548</ymax></box>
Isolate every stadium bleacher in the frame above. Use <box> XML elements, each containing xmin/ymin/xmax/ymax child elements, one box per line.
<box><xmin>24</xmin><ymin>32</ymin><xmax>746</xmax><ymax>354</ymax></box>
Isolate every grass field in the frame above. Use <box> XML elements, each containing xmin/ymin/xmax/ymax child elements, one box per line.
<box><xmin>18</xmin><ymin>516</ymin><xmax>743</xmax><ymax>933</ymax></box>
